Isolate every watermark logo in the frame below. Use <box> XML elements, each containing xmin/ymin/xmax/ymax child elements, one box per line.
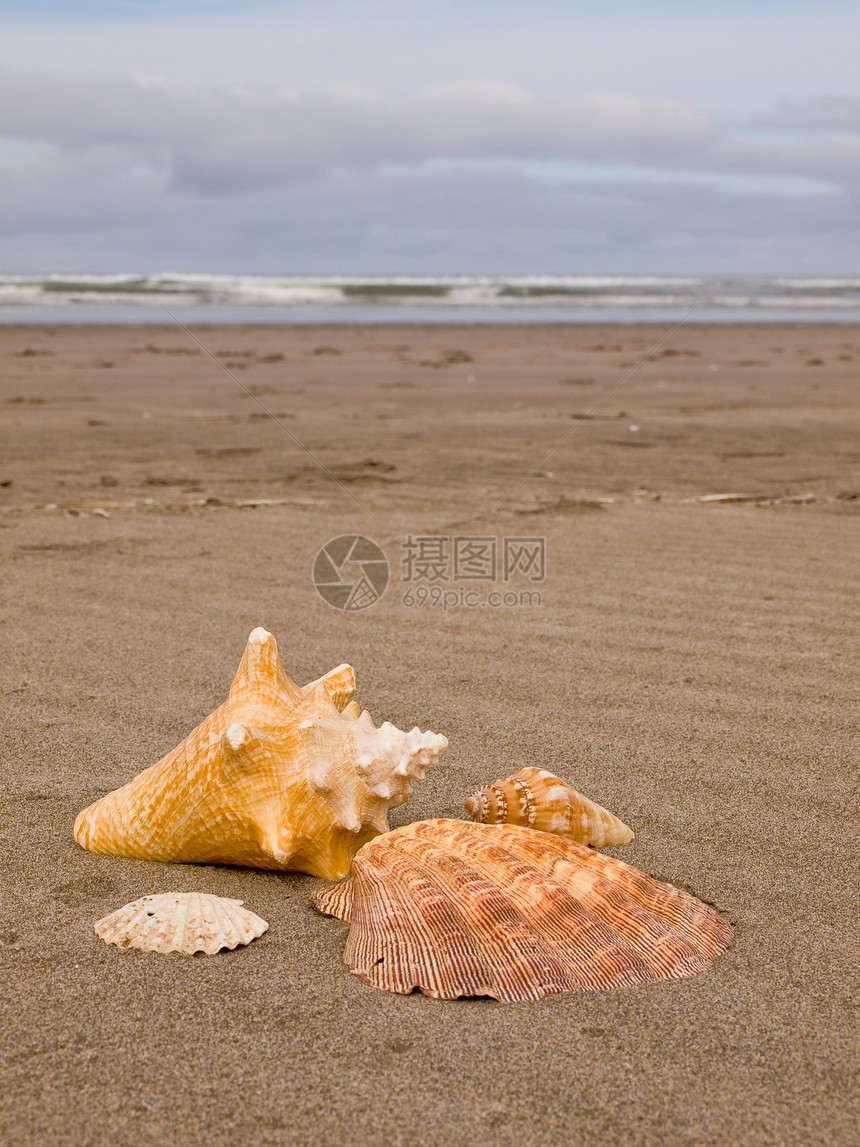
<box><xmin>312</xmin><ymin>535</ymin><xmax>390</xmax><ymax>611</ymax></box>
<box><xmin>314</xmin><ymin>534</ymin><xmax>545</xmax><ymax>611</ymax></box>
<box><xmin>401</xmin><ymin>534</ymin><xmax>544</xmax><ymax>611</ymax></box>
<box><xmin>402</xmin><ymin>535</ymin><xmax>545</xmax><ymax>584</ymax></box>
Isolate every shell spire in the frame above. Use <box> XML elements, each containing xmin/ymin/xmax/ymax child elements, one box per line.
<box><xmin>228</xmin><ymin>626</ymin><xmax>306</xmax><ymax>708</ymax></box>
<box><xmin>304</xmin><ymin>663</ymin><xmax>356</xmax><ymax>713</ymax></box>
<box><xmin>464</xmin><ymin>767</ymin><xmax>634</xmax><ymax>847</ymax></box>
<box><xmin>74</xmin><ymin>628</ymin><xmax>448</xmax><ymax>880</ymax></box>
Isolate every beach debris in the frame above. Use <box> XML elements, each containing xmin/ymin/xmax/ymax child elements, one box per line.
<box><xmin>74</xmin><ymin>628</ymin><xmax>448</xmax><ymax>880</ymax></box>
<box><xmin>682</xmin><ymin>492</ymin><xmax>814</xmax><ymax>505</ymax></box>
<box><xmin>512</xmin><ymin>496</ymin><xmax>608</xmax><ymax>515</ymax></box>
<box><xmin>314</xmin><ymin>819</ymin><xmax>732</xmax><ymax>1001</ymax></box>
<box><xmin>464</xmin><ymin>767</ymin><xmax>634</xmax><ymax>847</ymax></box>
<box><xmin>95</xmin><ymin>893</ymin><xmax>268</xmax><ymax>955</ymax></box>
<box><xmin>0</xmin><ymin>496</ymin><xmax>324</xmax><ymax>518</ymax></box>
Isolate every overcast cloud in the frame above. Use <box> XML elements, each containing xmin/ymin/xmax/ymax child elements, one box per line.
<box><xmin>0</xmin><ymin>1</ymin><xmax>858</xmax><ymax>273</ymax></box>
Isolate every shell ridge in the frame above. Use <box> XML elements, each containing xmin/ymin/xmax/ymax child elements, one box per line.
<box><xmin>356</xmin><ymin>843</ymin><xmax>504</xmax><ymax>999</ymax></box>
<box><xmin>384</xmin><ymin>850</ymin><xmax>514</xmax><ymax>999</ymax></box>
<box><xmin>485</xmin><ymin>826</ymin><xmax>731</xmax><ymax>962</ymax></box>
<box><xmin>492</xmin><ymin>784</ymin><xmax>509</xmax><ymax>823</ymax></box>
<box><xmin>349</xmin><ymin>856</ymin><xmax>435</xmax><ymax>994</ymax></box>
<box><xmin>373</xmin><ymin>848</ymin><xmax>481</xmax><ymax>1000</ymax></box>
<box><xmin>500</xmin><ymin>864</ymin><xmax>698</xmax><ymax>985</ymax></box>
<box><xmin>466</xmin><ymin>824</ymin><xmax>729</xmax><ymax>985</ymax></box>
<box><xmin>389</xmin><ymin>836</ymin><xmax>582</xmax><ymax>1000</ymax></box>
<box><xmin>491</xmin><ymin>826</ymin><xmax>730</xmax><ymax>959</ymax></box>
<box><xmin>451</xmin><ymin>840</ymin><xmax>655</xmax><ymax>987</ymax></box>
<box><xmin>592</xmin><ymin>875</ymin><xmax>728</xmax><ymax>958</ymax></box>
<box><xmin>188</xmin><ymin>890</ymin><xmax>208</xmax><ymax>954</ymax></box>
<box><xmin>510</xmin><ymin>778</ymin><xmax>535</xmax><ymax>827</ymax></box>
<box><xmin>225</xmin><ymin>897</ymin><xmax>254</xmax><ymax>948</ymax></box>
<box><xmin>314</xmin><ymin>876</ymin><xmax>355</xmax><ymax>922</ymax></box>
<box><xmin>412</xmin><ymin>832</ymin><xmax>654</xmax><ymax>992</ymax></box>
<box><xmin>207</xmin><ymin>894</ymin><xmax>238</xmax><ymax>951</ymax></box>
<box><xmin>548</xmin><ymin>841</ymin><xmax>729</xmax><ymax>956</ymax></box>
<box><xmin>170</xmin><ymin>894</ymin><xmax>190</xmax><ymax>953</ymax></box>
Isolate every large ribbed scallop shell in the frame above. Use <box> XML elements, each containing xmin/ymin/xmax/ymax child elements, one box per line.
<box><xmin>464</xmin><ymin>767</ymin><xmax>634</xmax><ymax>847</ymax></box>
<box><xmin>95</xmin><ymin>893</ymin><xmax>269</xmax><ymax>955</ymax></box>
<box><xmin>74</xmin><ymin>628</ymin><xmax>448</xmax><ymax>880</ymax></box>
<box><xmin>314</xmin><ymin>819</ymin><xmax>732</xmax><ymax>1001</ymax></box>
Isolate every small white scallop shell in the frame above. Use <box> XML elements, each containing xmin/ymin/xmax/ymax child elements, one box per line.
<box><xmin>94</xmin><ymin>893</ymin><xmax>269</xmax><ymax>955</ymax></box>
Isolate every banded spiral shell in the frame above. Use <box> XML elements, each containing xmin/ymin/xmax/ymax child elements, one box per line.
<box><xmin>464</xmin><ymin>767</ymin><xmax>634</xmax><ymax>847</ymax></box>
<box><xmin>314</xmin><ymin>819</ymin><xmax>732</xmax><ymax>1001</ymax></box>
<box><xmin>74</xmin><ymin>628</ymin><xmax>448</xmax><ymax>880</ymax></box>
<box><xmin>95</xmin><ymin>893</ymin><xmax>269</xmax><ymax>955</ymax></box>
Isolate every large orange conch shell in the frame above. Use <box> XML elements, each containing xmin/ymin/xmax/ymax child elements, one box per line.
<box><xmin>464</xmin><ymin>766</ymin><xmax>634</xmax><ymax>847</ymax></box>
<box><xmin>74</xmin><ymin>628</ymin><xmax>448</xmax><ymax>880</ymax></box>
<box><xmin>314</xmin><ymin>819</ymin><xmax>731</xmax><ymax>1001</ymax></box>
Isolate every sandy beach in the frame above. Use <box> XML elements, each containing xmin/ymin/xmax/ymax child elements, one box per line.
<box><xmin>1</xmin><ymin>320</ymin><xmax>858</xmax><ymax>1146</ymax></box>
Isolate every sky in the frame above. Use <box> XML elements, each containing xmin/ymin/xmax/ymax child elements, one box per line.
<box><xmin>1</xmin><ymin>0</ymin><xmax>858</xmax><ymax>274</ymax></box>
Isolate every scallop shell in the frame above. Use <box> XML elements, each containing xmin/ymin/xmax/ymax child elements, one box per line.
<box><xmin>74</xmin><ymin>628</ymin><xmax>448</xmax><ymax>880</ymax></box>
<box><xmin>314</xmin><ymin>819</ymin><xmax>732</xmax><ymax>1001</ymax></box>
<box><xmin>464</xmin><ymin>767</ymin><xmax>634</xmax><ymax>847</ymax></box>
<box><xmin>95</xmin><ymin>893</ymin><xmax>268</xmax><ymax>955</ymax></box>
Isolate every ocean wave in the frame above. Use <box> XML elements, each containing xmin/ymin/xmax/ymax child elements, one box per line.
<box><xmin>1</xmin><ymin>274</ymin><xmax>859</xmax><ymax>315</ymax></box>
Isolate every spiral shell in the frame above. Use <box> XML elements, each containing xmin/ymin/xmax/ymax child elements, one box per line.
<box><xmin>95</xmin><ymin>893</ymin><xmax>269</xmax><ymax>955</ymax></box>
<box><xmin>314</xmin><ymin>819</ymin><xmax>732</xmax><ymax>1001</ymax></box>
<box><xmin>464</xmin><ymin>767</ymin><xmax>633</xmax><ymax>847</ymax></box>
<box><xmin>74</xmin><ymin>627</ymin><xmax>448</xmax><ymax>880</ymax></box>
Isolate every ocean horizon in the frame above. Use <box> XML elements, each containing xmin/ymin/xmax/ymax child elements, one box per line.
<box><xmin>2</xmin><ymin>273</ymin><xmax>859</xmax><ymax>323</ymax></box>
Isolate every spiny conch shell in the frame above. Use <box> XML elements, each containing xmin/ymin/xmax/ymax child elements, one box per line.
<box><xmin>95</xmin><ymin>893</ymin><xmax>268</xmax><ymax>955</ymax></box>
<box><xmin>464</xmin><ymin>767</ymin><xmax>634</xmax><ymax>847</ymax></box>
<box><xmin>74</xmin><ymin>627</ymin><xmax>448</xmax><ymax>880</ymax></box>
<box><xmin>314</xmin><ymin>819</ymin><xmax>732</xmax><ymax>1001</ymax></box>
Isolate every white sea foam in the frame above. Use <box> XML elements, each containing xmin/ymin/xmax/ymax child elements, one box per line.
<box><xmin>0</xmin><ymin>273</ymin><xmax>858</xmax><ymax>320</ymax></box>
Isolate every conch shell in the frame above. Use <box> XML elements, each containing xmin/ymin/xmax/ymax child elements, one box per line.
<box><xmin>74</xmin><ymin>628</ymin><xmax>448</xmax><ymax>880</ymax></box>
<box><xmin>95</xmin><ymin>893</ymin><xmax>268</xmax><ymax>955</ymax></box>
<box><xmin>464</xmin><ymin>766</ymin><xmax>634</xmax><ymax>847</ymax></box>
<box><xmin>314</xmin><ymin>819</ymin><xmax>732</xmax><ymax>1001</ymax></box>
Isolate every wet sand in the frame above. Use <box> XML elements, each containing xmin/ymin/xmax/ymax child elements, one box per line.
<box><xmin>1</xmin><ymin>322</ymin><xmax>858</xmax><ymax>1146</ymax></box>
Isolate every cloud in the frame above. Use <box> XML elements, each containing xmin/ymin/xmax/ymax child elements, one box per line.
<box><xmin>0</xmin><ymin>69</ymin><xmax>857</xmax><ymax>272</ymax></box>
<box><xmin>0</xmin><ymin>72</ymin><xmax>719</xmax><ymax>192</ymax></box>
<box><xmin>1</xmin><ymin>151</ymin><xmax>856</xmax><ymax>276</ymax></box>
<box><xmin>2</xmin><ymin>1</ymin><xmax>860</xmax><ymax>118</ymax></box>
<box><xmin>3</xmin><ymin>70</ymin><xmax>860</xmax><ymax>193</ymax></box>
<box><xmin>747</xmin><ymin>96</ymin><xmax>860</xmax><ymax>133</ymax></box>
